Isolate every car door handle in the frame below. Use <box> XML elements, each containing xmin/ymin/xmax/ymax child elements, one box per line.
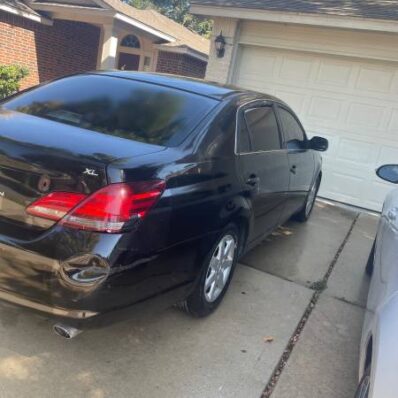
<box><xmin>246</xmin><ymin>174</ymin><xmax>260</xmax><ymax>187</ymax></box>
<box><xmin>290</xmin><ymin>165</ymin><xmax>297</xmax><ymax>174</ymax></box>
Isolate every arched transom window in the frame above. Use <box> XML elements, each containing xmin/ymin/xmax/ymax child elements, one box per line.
<box><xmin>121</xmin><ymin>34</ymin><xmax>141</xmax><ymax>49</ymax></box>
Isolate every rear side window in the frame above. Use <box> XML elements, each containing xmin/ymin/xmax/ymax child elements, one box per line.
<box><xmin>3</xmin><ymin>74</ymin><xmax>218</xmax><ymax>147</ymax></box>
<box><xmin>244</xmin><ymin>106</ymin><xmax>281</xmax><ymax>152</ymax></box>
<box><xmin>278</xmin><ymin>108</ymin><xmax>306</xmax><ymax>149</ymax></box>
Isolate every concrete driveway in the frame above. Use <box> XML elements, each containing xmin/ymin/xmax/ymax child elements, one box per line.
<box><xmin>0</xmin><ymin>201</ymin><xmax>378</xmax><ymax>398</ymax></box>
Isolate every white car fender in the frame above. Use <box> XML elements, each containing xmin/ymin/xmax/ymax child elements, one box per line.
<box><xmin>368</xmin><ymin>292</ymin><xmax>398</xmax><ymax>398</ymax></box>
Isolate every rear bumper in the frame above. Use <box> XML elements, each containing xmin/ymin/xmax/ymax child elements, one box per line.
<box><xmin>0</xmin><ymin>288</ymin><xmax>97</xmax><ymax>320</ymax></box>
<box><xmin>0</xmin><ymin>282</ymin><xmax>191</xmax><ymax>330</ymax></box>
<box><xmin>0</xmin><ymin>223</ymin><xmax>216</xmax><ymax>328</ymax></box>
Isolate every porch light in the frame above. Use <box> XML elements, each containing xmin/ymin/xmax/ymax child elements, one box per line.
<box><xmin>215</xmin><ymin>31</ymin><xmax>226</xmax><ymax>58</ymax></box>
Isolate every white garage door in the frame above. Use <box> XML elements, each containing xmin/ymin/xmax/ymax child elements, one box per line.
<box><xmin>233</xmin><ymin>45</ymin><xmax>398</xmax><ymax>211</ymax></box>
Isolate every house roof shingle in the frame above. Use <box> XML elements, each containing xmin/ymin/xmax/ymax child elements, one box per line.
<box><xmin>23</xmin><ymin>0</ymin><xmax>209</xmax><ymax>56</ymax></box>
<box><xmin>190</xmin><ymin>0</ymin><xmax>398</xmax><ymax>22</ymax></box>
<box><xmin>100</xmin><ymin>0</ymin><xmax>210</xmax><ymax>56</ymax></box>
<box><xmin>3</xmin><ymin>0</ymin><xmax>42</xmax><ymax>16</ymax></box>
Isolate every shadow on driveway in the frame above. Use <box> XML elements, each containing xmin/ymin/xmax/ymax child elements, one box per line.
<box><xmin>0</xmin><ymin>201</ymin><xmax>377</xmax><ymax>398</ymax></box>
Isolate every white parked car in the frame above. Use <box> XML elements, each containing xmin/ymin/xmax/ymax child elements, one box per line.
<box><xmin>356</xmin><ymin>165</ymin><xmax>398</xmax><ymax>398</ymax></box>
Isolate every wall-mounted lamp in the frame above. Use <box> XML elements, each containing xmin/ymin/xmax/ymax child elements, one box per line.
<box><xmin>215</xmin><ymin>31</ymin><xmax>226</xmax><ymax>58</ymax></box>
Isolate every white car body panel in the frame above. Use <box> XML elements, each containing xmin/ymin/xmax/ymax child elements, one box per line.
<box><xmin>360</xmin><ymin>188</ymin><xmax>398</xmax><ymax>397</ymax></box>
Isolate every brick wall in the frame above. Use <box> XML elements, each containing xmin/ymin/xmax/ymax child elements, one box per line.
<box><xmin>156</xmin><ymin>51</ymin><xmax>207</xmax><ymax>79</ymax></box>
<box><xmin>0</xmin><ymin>11</ymin><xmax>100</xmax><ymax>89</ymax></box>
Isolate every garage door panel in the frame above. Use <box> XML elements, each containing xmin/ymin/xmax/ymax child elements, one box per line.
<box><xmin>234</xmin><ymin>45</ymin><xmax>398</xmax><ymax>210</ymax></box>
<box><xmin>378</xmin><ymin>145</ymin><xmax>398</xmax><ymax>164</ymax></box>
<box><xmin>316</xmin><ymin>59</ymin><xmax>353</xmax><ymax>88</ymax></box>
<box><xmin>308</xmin><ymin>96</ymin><xmax>342</xmax><ymax>121</ymax></box>
<box><xmin>241</xmin><ymin>49</ymin><xmax>397</xmax><ymax>102</ymax></box>
<box><xmin>371</xmin><ymin>181</ymin><xmax>398</xmax><ymax>208</ymax></box>
<box><xmin>271</xmin><ymin>89</ymin><xmax>396</xmax><ymax>137</ymax></box>
<box><xmin>237</xmin><ymin>53</ymin><xmax>277</xmax><ymax>78</ymax></box>
<box><xmin>388</xmin><ymin>109</ymin><xmax>398</xmax><ymax>133</ymax></box>
<box><xmin>320</xmin><ymin>171</ymin><xmax>365</xmax><ymax>205</ymax></box>
<box><xmin>346</xmin><ymin>102</ymin><xmax>385</xmax><ymax>130</ymax></box>
<box><xmin>393</xmin><ymin>76</ymin><xmax>398</xmax><ymax>94</ymax></box>
<box><xmin>336</xmin><ymin>139</ymin><xmax>377</xmax><ymax>165</ymax></box>
<box><xmin>279</xmin><ymin>56</ymin><xmax>315</xmax><ymax>82</ymax></box>
<box><xmin>320</xmin><ymin>175</ymin><xmax>387</xmax><ymax>210</ymax></box>
<box><xmin>236</xmin><ymin>78</ymin><xmax>275</xmax><ymax>95</ymax></box>
<box><xmin>273</xmin><ymin>89</ymin><xmax>307</xmax><ymax>114</ymax></box>
<box><xmin>355</xmin><ymin>66</ymin><xmax>395</xmax><ymax>94</ymax></box>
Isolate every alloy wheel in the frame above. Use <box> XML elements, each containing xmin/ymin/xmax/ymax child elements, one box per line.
<box><xmin>204</xmin><ymin>234</ymin><xmax>236</xmax><ymax>303</ymax></box>
<box><xmin>305</xmin><ymin>180</ymin><xmax>318</xmax><ymax>217</ymax></box>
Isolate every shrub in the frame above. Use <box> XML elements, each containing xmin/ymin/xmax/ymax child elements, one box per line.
<box><xmin>0</xmin><ymin>65</ymin><xmax>29</xmax><ymax>99</ymax></box>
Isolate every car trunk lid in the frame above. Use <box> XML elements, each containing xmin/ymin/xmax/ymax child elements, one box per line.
<box><xmin>0</xmin><ymin>109</ymin><xmax>164</xmax><ymax>238</ymax></box>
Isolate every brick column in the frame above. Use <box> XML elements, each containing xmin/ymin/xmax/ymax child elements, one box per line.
<box><xmin>205</xmin><ymin>17</ymin><xmax>239</xmax><ymax>84</ymax></box>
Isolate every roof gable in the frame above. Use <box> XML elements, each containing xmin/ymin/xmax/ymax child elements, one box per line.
<box><xmin>101</xmin><ymin>0</ymin><xmax>209</xmax><ymax>55</ymax></box>
<box><xmin>28</xmin><ymin>0</ymin><xmax>209</xmax><ymax>56</ymax></box>
<box><xmin>190</xmin><ymin>0</ymin><xmax>398</xmax><ymax>22</ymax></box>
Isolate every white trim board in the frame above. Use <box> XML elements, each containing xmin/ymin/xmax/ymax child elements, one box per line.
<box><xmin>154</xmin><ymin>45</ymin><xmax>208</xmax><ymax>62</ymax></box>
<box><xmin>191</xmin><ymin>4</ymin><xmax>398</xmax><ymax>34</ymax></box>
<box><xmin>29</xmin><ymin>3</ymin><xmax>176</xmax><ymax>42</ymax></box>
<box><xmin>0</xmin><ymin>3</ymin><xmax>53</xmax><ymax>25</ymax></box>
<box><xmin>114</xmin><ymin>13</ymin><xmax>175</xmax><ymax>43</ymax></box>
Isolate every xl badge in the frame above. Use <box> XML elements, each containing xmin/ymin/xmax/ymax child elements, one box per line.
<box><xmin>83</xmin><ymin>168</ymin><xmax>99</xmax><ymax>177</ymax></box>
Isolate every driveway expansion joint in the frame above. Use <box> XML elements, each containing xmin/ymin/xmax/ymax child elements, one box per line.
<box><xmin>261</xmin><ymin>213</ymin><xmax>360</xmax><ymax>398</ymax></box>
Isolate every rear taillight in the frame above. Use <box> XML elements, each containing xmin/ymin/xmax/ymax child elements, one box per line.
<box><xmin>26</xmin><ymin>180</ymin><xmax>165</xmax><ymax>233</ymax></box>
<box><xmin>26</xmin><ymin>192</ymin><xmax>87</xmax><ymax>221</ymax></box>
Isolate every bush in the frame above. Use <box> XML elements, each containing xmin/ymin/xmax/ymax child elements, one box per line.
<box><xmin>0</xmin><ymin>65</ymin><xmax>29</xmax><ymax>99</ymax></box>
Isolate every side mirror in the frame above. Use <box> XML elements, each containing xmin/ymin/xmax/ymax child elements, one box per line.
<box><xmin>308</xmin><ymin>136</ymin><xmax>328</xmax><ymax>152</ymax></box>
<box><xmin>377</xmin><ymin>165</ymin><xmax>398</xmax><ymax>184</ymax></box>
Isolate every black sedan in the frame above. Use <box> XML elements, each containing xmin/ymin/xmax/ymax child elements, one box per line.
<box><xmin>0</xmin><ymin>72</ymin><xmax>328</xmax><ymax>337</ymax></box>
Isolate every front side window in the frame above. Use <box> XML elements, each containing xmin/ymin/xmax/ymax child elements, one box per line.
<box><xmin>278</xmin><ymin>108</ymin><xmax>306</xmax><ymax>150</ymax></box>
<box><xmin>244</xmin><ymin>106</ymin><xmax>281</xmax><ymax>152</ymax></box>
<box><xmin>2</xmin><ymin>74</ymin><xmax>218</xmax><ymax>147</ymax></box>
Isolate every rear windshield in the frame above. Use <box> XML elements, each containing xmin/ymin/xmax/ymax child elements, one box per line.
<box><xmin>3</xmin><ymin>74</ymin><xmax>218</xmax><ymax>147</ymax></box>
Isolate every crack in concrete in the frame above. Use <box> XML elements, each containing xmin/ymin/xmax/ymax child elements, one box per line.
<box><xmin>240</xmin><ymin>262</ymin><xmax>302</xmax><ymax>287</ymax></box>
<box><xmin>331</xmin><ymin>295</ymin><xmax>366</xmax><ymax>309</ymax></box>
<box><xmin>260</xmin><ymin>213</ymin><xmax>360</xmax><ymax>398</ymax></box>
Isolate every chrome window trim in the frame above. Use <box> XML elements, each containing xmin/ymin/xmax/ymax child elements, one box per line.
<box><xmin>238</xmin><ymin>149</ymin><xmax>287</xmax><ymax>156</ymax></box>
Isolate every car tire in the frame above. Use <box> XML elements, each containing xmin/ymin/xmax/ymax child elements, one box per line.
<box><xmin>355</xmin><ymin>367</ymin><xmax>370</xmax><ymax>398</ymax></box>
<box><xmin>294</xmin><ymin>175</ymin><xmax>321</xmax><ymax>223</ymax></box>
<box><xmin>366</xmin><ymin>240</ymin><xmax>376</xmax><ymax>277</ymax></box>
<box><xmin>180</xmin><ymin>224</ymin><xmax>239</xmax><ymax>318</ymax></box>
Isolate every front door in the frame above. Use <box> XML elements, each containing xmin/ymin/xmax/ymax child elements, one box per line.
<box><xmin>118</xmin><ymin>53</ymin><xmax>140</xmax><ymax>71</ymax></box>
<box><xmin>276</xmin><ymin>106</ymin><xmax>315</xmax><ymax>218</ymax></box>
<box><xmin>237</xmin><ymin>104</ymin><xmax>290</xmax><ymax>242</ymax></box>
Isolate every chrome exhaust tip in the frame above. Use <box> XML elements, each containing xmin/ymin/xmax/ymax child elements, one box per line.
<box><xmin>53</xmin><ymin>323</ymin><xmax>82</xmax><ymax>339</ymax></box>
